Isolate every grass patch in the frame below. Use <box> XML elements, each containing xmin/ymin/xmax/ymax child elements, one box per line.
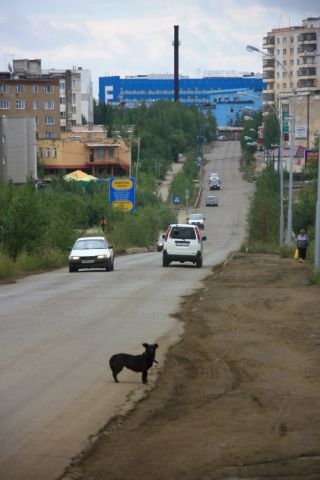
<box><xmin>308</xmin><ymin>269</ymin><xmax>320</xmax><ymax>285</ymax></box>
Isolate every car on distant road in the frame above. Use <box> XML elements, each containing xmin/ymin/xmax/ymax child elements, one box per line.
<box><xmin>162</xmin><ymin>224</ymin><xmax>207</xmax><ymax>268</ymax></box>
<box><xmin>186</xmin><ymin>213</ymin><xmax>205</xmax><ymax>229</ymax></box>
<box><xmin>209</xmin><ymin>177</ymin><xmax>221</xmax><ymax>190</ymax></box>
<box><xmin>156</xmin><ymin>233</ymin><xmax>166</xmax><ymax>252</ymax></box>
<box><xmin>69</xmin><ymin>236</ymin><xmax>114</xmax><ymax>272</ymax></box>
<box><xmin>206</xmin><ymin>195</ymin><xmax>218</xmax><ymax>207</ymax></box>
<box><xmin>217</xmin><ymin>135</ymin><xmax>227</xmax><ymax>141</ymax></box>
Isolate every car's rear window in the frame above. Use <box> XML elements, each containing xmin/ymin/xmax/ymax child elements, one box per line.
<box><xmin>170</xmin><ymin>227</ymin><xmax>196</xmax><ymax>240</ymax></box>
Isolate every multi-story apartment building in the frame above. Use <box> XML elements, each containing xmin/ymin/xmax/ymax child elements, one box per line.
<box><xmin>262</xmin><ymin>16</ymin><xmax>320</xmax><ymax>149</ymax></box>
<box><xmin>0</xmin><ymin>59</ymin><xmax>93</xmax><ymax>140</ymax></box>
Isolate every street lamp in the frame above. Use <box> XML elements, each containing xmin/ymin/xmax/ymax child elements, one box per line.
<box><xmin>246</xmin><ymin>44</ymin><xmax>296</xmax><ymax>246</ymax></box>
<box><xmin>238</xmin><ymin>89</ymin><xmax>284</xmax><ymax>246</ymax></box>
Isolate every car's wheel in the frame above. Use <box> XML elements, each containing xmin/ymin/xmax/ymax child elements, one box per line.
<box><xmin>69</xmin><ymin>265</ymin><xmax>78</xmax><ymax>273</ymax></box>
<box><xmin>195</xmin><ymin>256</ymin><xmax>203</xmax><ymax>268</ymax></box>
<box><xmin>162</xmin><ymin>254</ymin><xmax>170</xmax><ymax>267</ymax></box>
<box><xmin>106</xmin><ymin>259</ymin><xmax>112</xmax><ymax>271</ymax></box>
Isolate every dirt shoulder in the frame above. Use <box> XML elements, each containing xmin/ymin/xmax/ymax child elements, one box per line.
<box><xmin>61</xmin><ymin>253</ymin><xmax>320</xmax><ymax>480</ymax></box>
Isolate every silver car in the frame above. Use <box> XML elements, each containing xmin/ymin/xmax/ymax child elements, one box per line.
<box><xmin>69</xmin><ymin>236</ymin><xmax>114</xmax><ymax>272</ymax></box>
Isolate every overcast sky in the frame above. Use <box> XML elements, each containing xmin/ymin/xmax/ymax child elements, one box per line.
<box><xmin>1</xmin><ymin>0</ymin><xmax>319</xmax><ymax>97</ymax></box>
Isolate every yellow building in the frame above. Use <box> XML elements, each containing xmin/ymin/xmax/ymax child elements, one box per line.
<box><xmin>38</xmin><ymin>125</ymin><xmax>131</xmax><ymax>177</ymax></box>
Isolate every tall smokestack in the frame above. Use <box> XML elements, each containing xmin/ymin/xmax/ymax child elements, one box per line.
<box><xmin>173</xmin><ymin>25</ymin><xmax>180</xmax><ymax>102</ymax></box>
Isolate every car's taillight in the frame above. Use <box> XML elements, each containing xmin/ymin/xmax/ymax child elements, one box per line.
<box><xmin>195</xmin><ymin>227</ymin><xmax>201</xmax><ymax>241</ymax></box>
<box><xmin>165</xmin><ymin>226</ymin><xmax>171</xmax><ymax>241</ymax></box>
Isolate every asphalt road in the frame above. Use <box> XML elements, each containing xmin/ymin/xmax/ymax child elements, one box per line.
<box><xmin>0</xmin><ymin>140</ymin><xmax>253</xmax><ymax>480</ymax></box>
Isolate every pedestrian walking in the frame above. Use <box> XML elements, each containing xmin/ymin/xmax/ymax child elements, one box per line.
<box><xmin>100</xmin><ymin>217</ymin><xmax>107</xmax><ymax>233</ymax></box>
<box><xmin>295</xmin><ymin>228</ymin><xmax>309</xmax><ymax>263</ymax></box>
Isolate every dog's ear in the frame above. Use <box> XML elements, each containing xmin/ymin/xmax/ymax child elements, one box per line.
<box><xmin>154</xmin><ymin>344</ymin><xmax>159</xmax><ymax>349</ymax></box>
<box><xmin>142</xmin><ymin>343</ymin><xmax>148</xmax><ymax>348</ymax></box>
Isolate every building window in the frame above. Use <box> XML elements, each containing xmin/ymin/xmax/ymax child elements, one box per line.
<box><xmin>290</xmin><ymin>36</ymin><xmax>294</xmax><ymax>43</ymax></box>
<box><xmin>16</xmin><ymin>85</ymin><xmax>25</xmax><ymax>93</ymax></box>
<box><xmin>44</xmin><ymin>85</ymin><xmax>54</xmax><ymax>93</ymax></box>
<box><xmin>283</xmin><ymin>49</ymin><xmax>287</xmax><ymax>55</ymax></box>
<box><xmin>32</xmin><ymin>100</ymin><xmax>38</xmax><ymax>110</ymax></box>
<box><xmin>71</xmin><ymin>106</ymin><xmax>76</xmax><ymax>113</ymax></box>
<box><xmin>60</xmin><ymin>97</ymin><xmax>66</xmax><ymax>105</ymax></box>
<box><xmin>46</xmin><ymin>131</ymin><xmax>55</xmax><ymax>139</ymax></box>
<box><xmin>16</xmin><ymin>100</ymin><xmax>25</xmax><ymax>109</ymax></box>
<box><xmin>290</xmin><ymin>59</ymin><xmax>294</xmax><ymax>65</ymax></box>
<box><xmin>44</xmin><ymin>100</ymin><xmax>54</xmax><ymax>109</ymax></box>
<box><xmin>290</xmin><ymin>48</ymin><xmax>294</xmax><ymax>54</ymax></box>
<box><xmin>72</xmin><ymin>93</ymin><xmax>76</xmax><ymax>103</ymax></box>
<box><xmin>108</xmin><ymin>148</ymin><xmax>114</xmax><ymax>157</ymax></box>
<box><xmin>45</xmin><ymin>116</ymin><xmax>55</xmax><ymax>125</ymax></box>
<box><xmin>276</xmin><ymin>49</ymin><xmax>280</xmax><ymax>55</ymax></box>
<box><xmin>72</xmin><ymin>79</ymin><xmax>77</xmax><ymax>89</ymax></box>
<box><xmin>51</xmin><ymin>148</ymin><xmax>56</xmax><ymax>158</ymax></box>
<box><xmin>45</xmin><ymin>148</ymin><xmax>50</xmax><ymax>157</ymax></box>
<box><xmin>98</xmin><ymin>148</ymin><xmax>104</xmax><ymax>158</ymax></box>
<box><xmin>0</xmin><ymin>100</ymin><xmax>10</xmax><ymax>109</ymax></box>
<box><xmin>0</xmin><ymin>84</ymin><xmax>9</xmax><ymax>93</ymax></box>
<box><xmin>283</xmin><ymin>60</ymin><xmax>287</xmax><ymax>66</ymax></box>
<box><xmin>38</xmin><ymin>148</ymin><xmax>43</xmax><ymax>158</ymax></box>
<box><xmin>32</xmin><ymin>85</ymin><xmax>39</xmax><ymax>93</ymax></box>
<box><xmin>60</xmin><ymin>111</ymin><xmax>66</xmax><ymax>119</ymax></box>
<box><xmin>283</xmin><ymin>83</ymin><xmax>287</xmax><ymax>89</ymax></box>
<box><xmin>60</xmin><ymin>81</ymin><xmax>65</xmax><ymax>90</ymax></box>
<box><xmin>283</xmin><ymin>37</ymin><xmax>287</xmax><ymax>44</ymax></box>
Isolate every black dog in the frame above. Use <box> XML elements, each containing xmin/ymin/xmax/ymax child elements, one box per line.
<box><xmin>109</xmin><ymin>343</ymin><xmax>159</xmax><ymax>384</ymax></box>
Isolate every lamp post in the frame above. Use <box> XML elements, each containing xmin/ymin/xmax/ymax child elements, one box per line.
<box><xmin>246</xmin><ymin>44</ymin><xmax>296</xmax><ymax>246</ymax></box>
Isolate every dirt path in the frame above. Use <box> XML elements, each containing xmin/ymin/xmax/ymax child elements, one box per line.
<box><xmin>61</xmin><ymin>253</ymin><xmax>320</xmax><ymax>480</ymax></box>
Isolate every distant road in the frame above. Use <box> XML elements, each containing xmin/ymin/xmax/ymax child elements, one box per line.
<box><xmin>0</xmin><ymin>141</ymin><xmax>253</xmax><ymax>480</ymax></box>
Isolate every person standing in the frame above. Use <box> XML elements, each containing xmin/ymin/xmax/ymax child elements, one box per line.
<box><xmin>295</xmin><ymin>228</ymin><xmax>309</xmax><ymax>263</ymax></box>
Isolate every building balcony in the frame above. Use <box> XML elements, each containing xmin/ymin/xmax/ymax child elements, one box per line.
<box><xmin>263</xmin><ymin>59</ymin><xmax>275</xmax><ymax>69</ymax></box>
<box><xmin>299</xmin><ymin>57</ymin><xmax>316</xmax><ymax>66</ymax></box>
<box><xmin>298</xmin><ymin>45</ymin><xmax>317</xmax><ymax>55</ymax></box>
<box><xmin>298</xmin><ymin>32</ymin><xmax>317</xmax><ymax>42</ymax></box>
<box><xmin>297</xmin><ymin>79</ymin><xmax>317</xmax><ymax>89</ymax></box>
<box><xmin>297</xmin><ymin>67</ymin><xmax>317</xmax><ymax>78</ymax></box>
<box><xmin>263</xmin><ymin>72</ymin><xmax>275</xmax><ymax>80</ymax></box>
<box><xmin>263</xmin><ymin>36</ymin><xmax>275</xmax><ymax>48</ymax></box>
<box><xmin>263</xmin><ymin>92</ymin><xmax>275</xmax><ymax>103</ymax></box>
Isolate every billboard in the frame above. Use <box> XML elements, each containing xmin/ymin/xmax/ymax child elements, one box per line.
<box><xmin>109</xmin><ymin>177</ymin><xmax>136</xmax><ymax>212</ymax></box>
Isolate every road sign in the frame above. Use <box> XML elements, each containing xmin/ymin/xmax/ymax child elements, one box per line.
<box><xmin>109</xmin><ymin>177</ymin><xmax>136</xmax><ymax>212</ymax></box>
<box><xmin>172</xmin><ymin>195</ymin><xmax>181</xmax><ymax>205</ymax></box>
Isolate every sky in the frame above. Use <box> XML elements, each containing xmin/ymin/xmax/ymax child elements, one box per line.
<box><xmin>1</xmin><ymin>0</ymin><xmax>320</xmax><ymax>97</ymax></box>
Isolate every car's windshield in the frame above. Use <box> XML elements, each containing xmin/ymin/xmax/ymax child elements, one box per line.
<box><xmin>170</xmin><ymin>227</ymin><xmax>196</xmax><ymax>240</ymax></box>
<box><xmin>189</xmin><ymin>214</ymin><xmax>203</xmax><ymax>220</ymax></box>
<box><xmin>74</xmin><ymin>239</ymin><xmax>107</xmax><ymax>250</ymax></box>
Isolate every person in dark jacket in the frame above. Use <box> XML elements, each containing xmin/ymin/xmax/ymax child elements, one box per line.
<box><xmin>295</xmin><ymin>228</ymin><xmax>309</xmax><ymax>263</ymax></box>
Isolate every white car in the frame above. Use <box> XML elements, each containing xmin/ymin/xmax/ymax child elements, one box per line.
<box><xmin>69</xmin><ymin>236</ymin><xmax>114</xmax><ymax>272</ymax></box>
<box><xmin>186</xmin><ymin>213</ymin><xmax>205</xmax><ymax>230</ymax></box>
<box><xmin>162</xmin><ymin>224</ymin><xmax>207</xmax><ymax>268</ymax></box>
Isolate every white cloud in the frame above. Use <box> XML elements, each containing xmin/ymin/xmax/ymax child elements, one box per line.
<box><xmin>0</xmin><ymin>0</ymin><xmax>319</xmax><ymax>96</ymax></box>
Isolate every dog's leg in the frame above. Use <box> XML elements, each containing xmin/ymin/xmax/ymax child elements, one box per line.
<box><xmin>112</xmin><ymin>372</ymin><xmax>119</xmax><ymax>383</ymax></box>
<box><xmin>142</xmin><ymin>371</ymin><xmax>148</xmax><ymax>384</ymax></box>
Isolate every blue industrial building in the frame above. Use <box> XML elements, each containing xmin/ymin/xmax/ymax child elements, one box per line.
<box><xmin>207</xmin><ymin>88</ymin><xmax>263</xmax><ymax>127</ymax></box>
<box><xmin>99</xmin><ymin>74</ymin><xmax>264</xmax><ymax>117</ymax></box>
